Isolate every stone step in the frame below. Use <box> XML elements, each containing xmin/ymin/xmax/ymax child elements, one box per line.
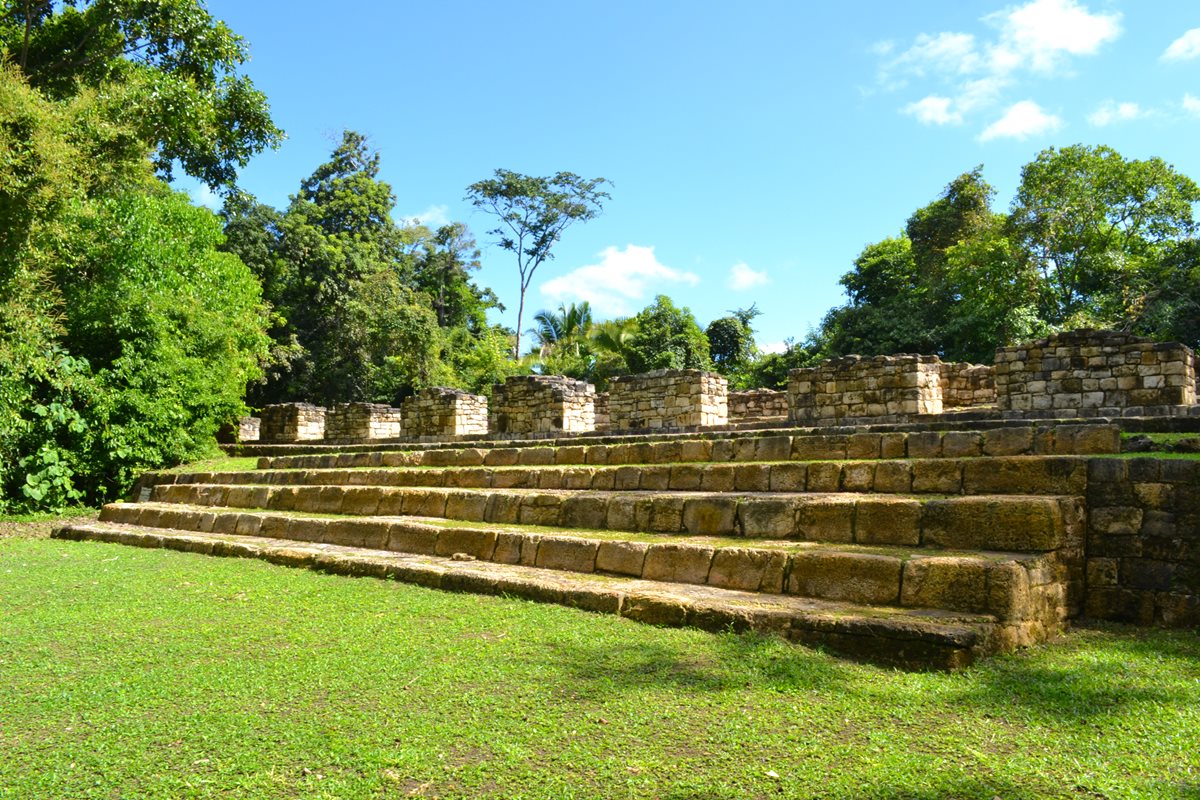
<box><xmin>51</xmin><ymin>521</ymin><xmax>1019</xmax><ymax>670</ymax></box>
<box><xmin>143</xmin><ymin>483</ymin><xmax>1085</xmax><ymax>553</ymax></box>
<box><xmin>250</xmin><ymin>424</ymin><xmax>1119</xmax><ymax>470</ymax></box>
<box><xmin>98</xmin><ymin>502</ymin><xmax>1071</xmax><ymax>626</ymax></box>
<box><xmin>140</xmin><ymin>455</ymin><xmax>1090</xmax><ymax>498</ymax></box>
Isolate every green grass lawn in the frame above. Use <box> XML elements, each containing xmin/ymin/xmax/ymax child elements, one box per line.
<box><xmin>2</xmin><ymin>536</ymin><xmax>1198</xmax><ymax>800</ymax></box>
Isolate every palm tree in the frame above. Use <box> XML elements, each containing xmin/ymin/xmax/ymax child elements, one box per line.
<box><xmin>529</xmin><ymin>302</ymin><xmax>594</xmax><ymax>357</ymax></box>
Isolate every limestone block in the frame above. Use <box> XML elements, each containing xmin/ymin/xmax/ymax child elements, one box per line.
<box><xmin>901</xmin><ymin>556</ymin><xmax>990</xmax><ymax>613</ymax></box>
<box><xmin>642</xmin><ymin>543</ymin><xmax>715</xmax><ymax>584</ymax></box>
<box><xmin>787</xmin><ymin>552</ymin><xmax>902</xmax><ymax>604</ymax></box>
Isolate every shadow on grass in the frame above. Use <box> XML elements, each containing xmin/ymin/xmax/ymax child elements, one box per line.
<box><xmin>538</xmin><ymin>629</ymin><xmax>861</xmax><ymax>699</ymax></box>
<box><xmin>537</xmin><ymin>620</ymin><xmax>1200</xmax><ymax>725</ymax></box>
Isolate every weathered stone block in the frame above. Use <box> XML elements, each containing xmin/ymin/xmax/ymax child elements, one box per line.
<box><xmin>901</xmin><ymin>557</ymin><xmax>990</xmax><ymax>614</ymax></box>
<box><xmin>535</xmin><ymin>536</ymin><xmax>599</xmax><ymax>573</ymax></box>
<box><xmin>787</xmin><ymin>552</ymin><xmax>902</xmax><ymax>604</ymax></box>
<box><xmin>642</xmin><ymin>544</ymin><xmax>715</xmax><ymax>584</ymax></box>
<box><xmin>855</xmin><ymin>498</ymin><xmax>921</xmax><ymax>546</ymax></box>
<box><xmin>596</xmin><ymin>541</ymin><xmax>648</xmax><ymax>576</ymax></box>
<box><xmin>682</xmin><ymin>497</ymin><xmax>739</xmax><ymax>535</ymax></box>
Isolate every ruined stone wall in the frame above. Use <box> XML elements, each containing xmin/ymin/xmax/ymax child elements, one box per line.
<box><xmin>325</xmin><ymin>403</ymin><xmax>402</xmax><ymax>440</ymax></box>
<box><xmin>606</xmin><ymin>370</ymin><xmax>728</xmax><ymax>430</ymax></box>
<box><xmin>402</xmin><ymin>388</ymin><xmax>488</xmax><ymax>437</ymax></box>
<box><xmin>995</xmin><ymin>329</ymin><xmax>1196</xmax><ymax>413</ymax></box>
<box><xmin>939</xmin><ymin>362</ymin><xmax>996</xmax><ymax>408</ymax></box>
<box><xmin>728</xmin><ymin>389</ymin><xmax>789</xmax><ymax>423</ymax></box>
<box><xmin>788</xmin><ymin>355</ymin><xmax>943</xmax><ymax>424</ymax></box>
<box><xmin>594</xmin><ymin>392</ymin><xmax>610</xmax><ymax>431</ymax></box>
<box><xmin>259</xmin><ymin>403</ymin><xmax>326</xmax><ymax>443</ymax></box>
<box><xmin>1086</xmin><ymin>458</ymin><xmax>1200</xmax><ymax>627</ymax></box>
<box><xmin>489</xmin><ymin>376</ymin><xmax>595</xmax><ymax>435</ymax></box>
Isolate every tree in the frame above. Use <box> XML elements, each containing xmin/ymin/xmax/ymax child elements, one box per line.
<box><xmin>259</xmin><ymin>130</ymin><xmax>418</xmax><ymax>404</ymax></box>
<box><xmin>411</xmin><ymin>222</ymin><xmax>498</xmax><ymax>331</ymax></box>
<box><xmin>1</xmin><ymin>0</ymin><xmax>283</xmax><ymax>190</ymax></box>
<box><xmin>530</xmin><ymin>301</ymin><xmax>594</xmax><ymax>356</ymax></box>
<box><xmin>820</xmin><ymin>237</ymin><xmax>940</xmax><ymax>357</ymax></box>
<box><xmin>465</xmin><ymin>169</ymin><xmax>610</xmax><ymax>357</ymax></box>
<box><xmin>706</xmin><ymin>304</ymin><xmax>759</xmax><ymax>377</ymax></box>
<box><xmin>905</xmin><ymin>167</ymin><xmax>995</xmax><ymax>280</ymax></box>
<box><xmin>625</xmin><ymin>295</ymin><xmax>711</xmax><ymax>373</ymax></box>
<box><xmin>1010</xmin><ymin>144</ymin><xmax>1200</xmax><ymax>328</ymax></box>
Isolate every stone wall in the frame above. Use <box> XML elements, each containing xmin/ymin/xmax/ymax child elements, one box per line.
<box><xmin>594</xmin><ymin>392</ymin><xmax>610</xmax><ymax>431</ymax></box>
<box><xmin>325</xmin><ymin>403</ymin><xmax>402</xmax><ymax>440</ymax></box>
<box><xmin>1086</xmin><ymin>458</ymin><xmax>1200</xmax><ymax>626</ymax></box>
<box><xmin>402</xmin><ymin>388</ymin><xmax>488</xmax><ymax>437</ymax></box>
<box><xmin>239</xmin><ymin>417</ymin><xmax>261</xmax><ymax>442</ymax></box>
<box><xmin>259</xmin><ymin>403</ymin><xmax>326</xmax><ymax>443</ymax></box>
<box><xmin>788</xmin><ymin>355</ymin><xmax>943</xmax><ymax>424</ymax></box>
<box><xmin>489</xmin><ymin>376</ymin><xmax>595</xmax><ymax>435</ymax></box>
<box><xmin>939</xmin><ymin>362</ymin><xmax>996</xmax><ymax>408</ymax></box>
<box><xmin>728</xmin><ymin>389</ymin><xmax>789</xmax><ymax>423</ymax></box>
<box><xmin>607</xmin><ymin>369</ymin><xmax>728</xmax><ymax>430</ymax></box>
<box><xmin>995</xmin><ymin>329</ymin><xmax>1196</xmax><ymax>413</ymax></box>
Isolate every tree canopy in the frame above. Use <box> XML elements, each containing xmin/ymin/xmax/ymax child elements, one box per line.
<box><xmin>1</xmin><ymin>0</ymin><xmax>283</xmax><ymax>190</ymax></box>
<box><xmin>465</xmin><ymin>169</ymin><xmax>610</xmax><ymax>358</ymax></box>
<box><xmin>809</xmin><ymin>146</ymin><xmax>1200</xmax><ymax>364</ymax></box>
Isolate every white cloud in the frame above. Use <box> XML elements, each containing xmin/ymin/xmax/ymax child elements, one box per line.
<box><xmin>760</xmin><ymin>341</ymin><xmax>789</xmax><ymax>355</ymax></box>
<box><xmin>189</xmin><ymin>184</ymin><xmax>221</xmax><ymax>210</ymax></box>
<box><xmin>1088</xmin><ymin>100</ymin><xmax>1144</xmax><ymax>127</ymax></box>
<box><xmin>880</xmin><ymin>0</ymin><xmax>1119</xmax><ymax>126</ymax></box>
<box><xmin>402</xmin><ymin>204</ymin><xmax>450</xmax><ymax>227</ymax></box>
<box><xmin>1184</xmin><ymin>94</ymin><xmax>1200</xmax><ymax>117</ymax></box>
<box><xmin>904</xmin><ymin>95</ymin><xmax>962</xmax><ymax>125</ymax></box>
<box><xmin>728</xmin><ymin>262</ymin><xmax>769</xmax><ymax>291</ymax></box>
<box><xmin>979</xmin><ymin>100</ymin><xmax>1063</xmax><ymax>141</ymax></box>
<box><xmin>1162</xmin><ymin>28</ymin><xmax>1200</xmax><ymax>62</ymax></box>
<box><xmin>869</xmin><ymin>40</ymin><xmax>896</xmax><ymax>57</ymax></box>
<box><xmin>988</xmin><ymin>0</ymin><xmax>1121</xmax><ymax>73</ymax></box>
<box><xmin>540</xmin><ymin>245</ymin><xmax>700</xmax><ymax>316</ymax></box>
<box><xmin>891</xmin><ymin>32</ymin><xmax>982</xmax><ymax>78</ymax></box>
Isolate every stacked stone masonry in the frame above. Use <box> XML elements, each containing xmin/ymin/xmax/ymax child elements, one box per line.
<box><xmin>1086</xmin><ymin>458</ymin><xmax>1200</xmax><ymax>627</ymax></box>
<box><xmin>939</xmin><ymin>362</ymin><xmax>996</xmax><ymax>408</ymax></box>
<box><xmin>789</xmin><ymin>355</ymin><xmax>944</xmax><ymax>423</ymax></box>
<box><xmin>608</xmin><ymin>370</ymin><xmax>728</xmax><ymax>430</ymax></box>
<box><xmin>593</xmin><ymin>392</ymin><xmax>610</xmax><ymax>431</ymax></box>
<box><xmin>489</xmin><ymin>375</ymin><xmax>595</xmax><ymax>435</ymax></box>
<box><xmin>402</xmin><ymin>388</ymin><xmax>488</xmax><ymax>437</ymax></box>
<box><xmin>728</xmin><ymin>389</ymin><xmax>789</xmax><ymax>422</ymax></box>
<box><xmin>238</xmin><ymin>416</ymin><xmax>261</xmax><ymax>442</ymax></box>
<box><xmin>258</xmin><ymin>403</ymin><xmax>326</xmax><ymax>443</ymax></box>
<box><xmin>325</xmin><ymin>403</ymin><xmax>402</xmax><ymax>441</ymax></box>
<box><xmin>995</xmin><ymin>329</ymin><xmax>1197</xmax><ymax>413</ymax></box>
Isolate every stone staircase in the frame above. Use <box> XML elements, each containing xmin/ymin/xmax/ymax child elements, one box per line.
<box><xmin>54</xmin><ymin>420</ymin><xmax>1121</xmax><ymax>669</ymax></box>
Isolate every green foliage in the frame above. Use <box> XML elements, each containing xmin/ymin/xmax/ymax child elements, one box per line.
<box><xmin>706</xmin><ymin>305</ymin><xmax>759</xmax><ymax>387</ymax></box>
<box><xmin>1010</xmin><ymin>144</ymin><xmax>1200</xmax><ymax>329</ymax></box>
<box><xmin>223</xmin><ymin>131</ymin><xmax>511</xmax><ymax>405</ymax></box>
<box><xmin>745</xmin><ymin>338</ymin><xmax>823</xmax><ymax>390</ymax></box>
<box><xmin>524</xmin><ymin>302</ymin><xmax>636</xmax><ymax>390</ymax></box>
<box><xmin>820</xmin><ymin>237</ymin><xmax>941</xmax><ymax>357</ymax></box>
<box><xmin>0</xmin><ymin>67</ymin><xmax>270</xmax><ymax>512</ymax></box>
<box><xmin>812</xmin><ymin>149</ymin><xmax>1200</xmax><ymax>363</ymax></box>
<box><xmin>1</xmin><ymin>0</ymin><xmax>284</xmax><ymax>190</ymax></box>
<box><xmin>465</xmin><ymin>169</ymin><xmax>610</xmax><ymax>356</ymax></box>
<box><xmin>626</xmin><ymin>295</ymin><xmax>711</xmax><ymax>373</ymax></box>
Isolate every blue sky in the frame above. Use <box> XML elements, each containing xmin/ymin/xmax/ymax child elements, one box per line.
<box><xmin>186</xmin><ymin>0</ymin><xmax>1200</xmax><ymax>351</ymax></box>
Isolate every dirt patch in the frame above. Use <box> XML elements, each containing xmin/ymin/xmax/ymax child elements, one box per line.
<box><xmin>0</xmin><ymin>512</ymin><xmax>98</xmax><ymax>540</ymax></box>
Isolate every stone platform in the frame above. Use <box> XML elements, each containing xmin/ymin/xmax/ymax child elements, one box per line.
<box><xmin>59</xmin><ymin>411</ymin><xmax>1200</xmax><ymax>670</ymax></box>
